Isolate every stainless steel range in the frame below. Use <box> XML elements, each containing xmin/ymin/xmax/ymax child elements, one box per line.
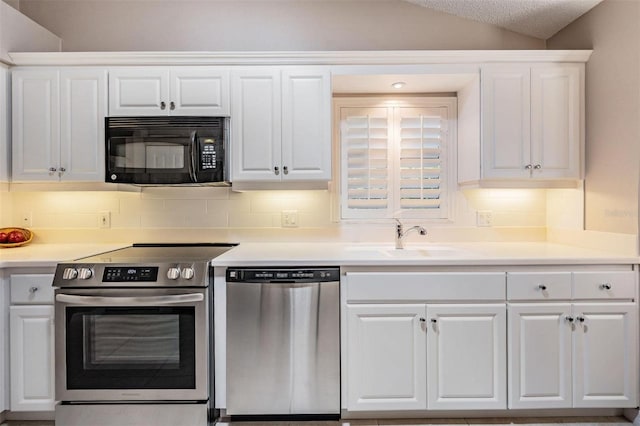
<box><xmin>52</xmin><ymin>243</ymin><xmax>235</xmax><ymax>426</ymax></box>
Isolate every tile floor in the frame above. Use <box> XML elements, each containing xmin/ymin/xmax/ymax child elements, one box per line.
<box><xmin>0</xmin><ymin>417</ymin><xmax>633</xmax><ymax>426</ymax></box>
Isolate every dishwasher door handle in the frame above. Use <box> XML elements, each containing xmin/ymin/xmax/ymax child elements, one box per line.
<box><xmin>56</xmin><ymin>293</ymin><xmax>204</xmax><ymax>306</ymax></box>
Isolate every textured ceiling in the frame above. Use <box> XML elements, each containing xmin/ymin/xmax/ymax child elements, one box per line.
<box><xmin>404</xmin><ymin>0</ymin><xmax>603</xmax><ymax>39</ymax></box>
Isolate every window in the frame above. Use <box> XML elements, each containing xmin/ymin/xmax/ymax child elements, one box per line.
<box><xmin>335</xmin><ymin>97</ymin><xmax>456</xmax><ymax>220</ymax></box>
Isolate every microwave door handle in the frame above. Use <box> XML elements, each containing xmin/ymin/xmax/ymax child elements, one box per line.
<box><xmin>189</xmin><ymin>130</ymin><xmax>199</xmax><ymax>183</ymax></box>
<box><xmin>55</xmin><ymin>293</ymin><xmax>204</xmax><ymax>306</ymax></box>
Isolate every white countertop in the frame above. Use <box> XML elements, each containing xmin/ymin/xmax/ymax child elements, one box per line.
<box><xmin>0</xmin><ymin>241</ymin><xmax>638</xmax><ymax>269</ymax></box>
<box><xmin>211</xmin><ymin>242</ymin><xmax>640</xmax><ymax>267</ymax></box>
<box><xmin>0</xmin><ymin>243</ymin><xmax>130</xmax><ymax>268</ymax></box>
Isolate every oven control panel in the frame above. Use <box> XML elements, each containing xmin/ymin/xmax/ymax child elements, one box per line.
<box><xmin>103</xmin><ymin>267</ymin><xmax>159</xmax><ymax>282</ymax></box>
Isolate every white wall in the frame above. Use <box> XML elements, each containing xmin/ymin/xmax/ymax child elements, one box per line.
<box><xmin>0</xmin><ymin>1</ymin><xmax>60</xmax><ymax>63</ymax></box>
<box><xmin>16</xmin><ymin>0</ymin><xmax>544</xmax><ymax>52</ymax></box>
<box><xmin>548</xmin><ymin>0</ymin><xmax>640</xmax><ymax>234</ymax></box>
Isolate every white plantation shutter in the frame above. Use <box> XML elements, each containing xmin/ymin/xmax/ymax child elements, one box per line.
<box><xmin>341</xmin><ymin>107</ymin><xmax>391</xmax><ymax>218</ymax></box>
<box><xmin>395</xmin><ymin>107</ymin><xmax>449</xmax><ymax>217</ymax></box>
<box><xmin>338</xmin><ymin>98</ymin><xmax>455</xmax><ymax>220</ymax></box>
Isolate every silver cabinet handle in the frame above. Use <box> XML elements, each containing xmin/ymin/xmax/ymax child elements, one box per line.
<box><xmin>283</xmin><ymin>166</ymin><xmax>289</xmax><ymax>175</ymax></box>
<box><xmin>525</xmin><ymin>164</ymin><xmax>533</xmax><ymax>170</ymax></box>
<box><xmin>170</xmin><ymin>101</ymin><xmax>176</xmax><ymax>110</ymax></box>
<box><xmin>59</xmin><ymin>167</ymin><xmax>66</xmax><ymax>172</ymax></box>
<box><xmin>430</xmin><ymin>318</ymin><xmax>437</xmax><ymax>324</ymax></box>
<box><xmin>534</xmin><ymin>164</ymin><xmax>542</xmax><ymax>170</ymax></box>
<box><xmin>565</xmin><ymin>316</ymin><xmax>574</xmax><ymax>323</ymax></box>
<box><xmin>56</xmin><ymin>293</ymin><xmax>204</xmax><ymax>306</ymax></box>
<box><xmin>538</xmin><ymin>284</ymin><xmax>547</xmax><ymax>291</ymax></box>
<box><xmin>576</xmin><ymin>316</ymin><xmax>585</xmax><ymax>323</ymax></box>
<box><xmin>49</xmin><ymin>167</ymin><xmax>57</xmax><ymax>175</ymax></box>
<box><xmin>160</xmin><ymin>101</ymin><xmax>166</xmax><ymax>110</ymax></box>
<box><xmin>419</xmin><ymin>317</ymin><xmax>426</xmax><ymax>323</ymax></box>
<box><xmin>600</xmin><ymin>283</ymin><xmax>612</xmax><ymax>290</ymax></box>
<box><xmin>274</xmin><ymin>166</ymin><xmax>280</xmax><ymax>175</ymax></box>
<box><xmin>29</xmin><ymin>287</ymin><xmax>39</xmax><ymax>293</ymax></box>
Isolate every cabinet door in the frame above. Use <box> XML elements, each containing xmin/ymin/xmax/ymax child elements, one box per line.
<box><xmin>426</xmin><ymin>304</ymin><xmax>506</xmax><ymax>410</ymax></box>
<box><xmin>0</xmin><ymin>66</ymin><xmax>9</xmax><ymax>183</ymax></box>
<box><xmin>60</xmin><ymin>68</ymin><xmax>107</xmax><ymax>181</ymax></box>
<box><xmin>12</xmin><ymin>69</ymin><xmax>60</xmax><ymax>181</ymax></box>
<box><xmin>481</xmin><ymin>65</ymin><xmax>531</xmax><ymax>179</ymax></box>
<box><xmin>530</xmin><ymin>65</ymin><xmax>581</xmax><ymax>179</ymax></box>
<box><xmin>10</xmin><ymin>305</ymin><xmax>55</xmax><ymax>411</ymax></box>
<box><xmin>109</xmin><ymin>67</ymin><xmax>169</xmax><ymax>116</ymax></box>
<box><xmin>573</xmin><ymin>303</ymin><xmax>638</xmax><ymax>408</ymax></box>
<box><xmin>508</xmin><ymin>303</ymin><xmax>572</xmax><ymax>409</ymax></box>
<box><xmin>231</xmin><ymin>68</ymin><xmax>282</xmax><ymax>182</ymax></box>
<box><xmin>346</xmin><ymin>304</ymin><xmax>427</xmax><ymax>411</ymax></box>
<box><xmin>281</xmin><ymin>67</ymin><xmax>331</xmax><ymax>181</ymax></box>
<box><xmin>170</xmin><ymin>67</ymin><xmax>229</xmax><ymax>116</ymax></box>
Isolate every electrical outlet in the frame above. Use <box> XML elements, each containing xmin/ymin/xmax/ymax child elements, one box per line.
<box><xmin>476</xmin><ymin>210</ymin><xmax>493</xmax><ymax>227</ymax></box>
<box><xmin>99</xmin><ymin>211</ymin><xmax>111</xmax><ymax>229</ymax></box>
<box><xmin>281</xmin><ymin>210</ymin><xmax>299</xmax><ymax>228</ymax></box>
<box><xmin>21</xmin><ymin>212</ymin><xmax>32</xmax><ymax>227</ymax></box>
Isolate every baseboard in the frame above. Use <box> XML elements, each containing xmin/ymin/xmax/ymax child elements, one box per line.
<box><xmin>5</xmin><ymin>410</ymin><xmax>55</xmax><ymax>421</ymax></box>
<box><xmin>340</xmin><ymin>407</ymin><xmax>625</xmax><ymax>419</ymax></box>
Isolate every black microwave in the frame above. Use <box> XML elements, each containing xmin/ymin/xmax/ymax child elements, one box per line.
<box><xmin>105</xmin><ymin>116</ymin><xmax>229</xmax><ymax>185</ymax></box>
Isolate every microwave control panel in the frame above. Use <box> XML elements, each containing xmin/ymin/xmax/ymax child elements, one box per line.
<box><xmin>201</xmin><ymin>139</ymin><xmax>217</xmax><ymax>170</ymax></box>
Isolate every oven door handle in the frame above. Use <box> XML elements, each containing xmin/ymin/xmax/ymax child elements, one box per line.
<box><xmin>55</xmin><ymin>293</ymin><xmax>204</xmax><ymax>306</ymax></box>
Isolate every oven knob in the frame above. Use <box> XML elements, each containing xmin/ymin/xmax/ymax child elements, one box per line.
<box><xmin>78</xmin><ymin>268</ymin><xmax>93</xmax><ymax>280</ymax></box>
<box><xmin>62</xmin><ymin>268</ymin><xmax>78</xmax><ymax>280</ymax></box>
<box><xmin>181</xmin><ymin>268</ymin><xmax>195</xmax><ymax>280</ymax></box>
<box><xmin>167</xmin><ymin>267</ymin><xmax>181</xmax><ymax>280</ymax></box>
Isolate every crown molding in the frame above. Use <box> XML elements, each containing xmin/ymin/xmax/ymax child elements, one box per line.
<box><xmin>8</xmin><ymin>50</ymin><xmax>593</xmax><ymax>66</ymax></box>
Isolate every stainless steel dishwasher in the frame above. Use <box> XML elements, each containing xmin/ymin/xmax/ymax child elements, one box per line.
<box><xmin>226</xmin><ymin>267</ymin><xmax>340</xmax><ymax>418</ymax></box>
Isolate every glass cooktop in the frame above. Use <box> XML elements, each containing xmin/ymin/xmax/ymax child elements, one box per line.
<box><xmin>75</xmin><ymin>243</ymin><xmax>238</xmax><ymax>264</ymax></box>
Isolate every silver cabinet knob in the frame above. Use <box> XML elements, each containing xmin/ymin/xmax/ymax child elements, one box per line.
<box><xmin>524</xmin><ymin>164</ymin><xmax>533</xmax><ymax>170</ymax></box>
<box><xmin>565</xmin><ymin>316</ymin><xmax>574</xmax><ymax>323</ymax></box>
<box><xmin>534</xmin><ymin>164</ymin><xmax>542</xmax><ymax>170</ymax></box>
<box><xmin>283</xmin><ymin>166</ymin><xmax>289</xmax><ymax>175</ymax></box>
<box><xmin>170</xmin><ymin>101</ymin><xmax>176</xmax><ymax>110</ymax></box>
<box><xmin>430</xmin><ymin>318</ymin><xmax>437</xmax><ymax>324</ymax></box>
<box><xmin>419</xmin><ymin>317</ymin><xmax>426</xmax><ymax>323</ymax></box>
<box><xmin>600</xmin><ymin>283</ymin><xmax>612</xmax><ymax>290</ymax></box>
<box><xmin>538</xmin><ymin>284</ymin><xmax>547</xmax><ymax>291</ymax></box>
<box><xmin>576</xmin><ymin>316</ymin><xmax>585</xmax><ymax>323</ymax></box>
<box><xmin>274</xmin><ymin>166</ymin><xmax>280</xmax><ymax>175</ymax></box>
<box><xmin>167</xmin><ymin>267</ymin><xmax>181</xmax><ymax>280</ymax></box>
<box><xmin>181</xmin><ymin>267</ymin><xmax>195</xmax><ymax>280</ymax></box>
<box><xmin>63</xmin><ymin>268</ymin><xmax>78</xmax><ymax>280</ymax></box>
<box><xmin>78</xmin><ymin>267</ymin><xmax>93</xmax><ymax>280</ymax></box>
<box><xmin>29</xmin><ymin>287</ymin><xmax>39</xmax><ymax>293</ymax></box>
<box><xmin>59</xmin><ymin>167</ymin><xmax>66</xmax><ymax>172</ymax></box>
<box><xmin>160</xmin><ymin>101</ymin><xmax>166</xmax><ymax>110</ymax></box>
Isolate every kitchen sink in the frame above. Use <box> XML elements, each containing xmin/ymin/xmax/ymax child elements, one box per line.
<box><xmin>344</xmin><ymin>244</ymin><xmax>462</xmax><ymax>257</ymax></box>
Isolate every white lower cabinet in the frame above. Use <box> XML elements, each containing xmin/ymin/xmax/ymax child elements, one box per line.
<box><xmin>9</xmin><ymin>273</ymin><xmax>56</xmax><ymax>412</ymax></box>
<box><xmin>346</xmin><ymin>304</ymin><xmax>427</xmax><ymax>411</ymax></box>
<box><xmin>573</xmin><ymin>303</ymin><xmax>638</xmax><ymax>407</ymax></box>
<box><xmin>508</xmin><ymin>272</ymin><xmax>638</xmax><ymax>410</ymax></box>
<box><xmin>345</xmin><ymin>302</ymin><xmax>507</xmax><ymax>411</ymax></box>
<box><xmin>10</xmin><ymin>305</ymin><xmax>55</xmax><ymax>411</ymax></box>
<box><xmin>427</xmin><ymin>304</ymin><xmax>506</xmax><ymax>410</ymax></box>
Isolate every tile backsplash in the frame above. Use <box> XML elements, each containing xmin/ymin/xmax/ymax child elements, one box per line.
<box><xmin>0</xmin><ymin>186</ymin><xmax>570</xmax><ymax>244</ymax></box>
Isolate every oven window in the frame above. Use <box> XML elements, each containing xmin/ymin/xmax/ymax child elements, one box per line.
<box><xmin>66</xmin><ymin>307</ymin><xmax>195</xmax><ymax>390</ymax></box>
<box><xmin>84</xmin><ymin>314</ymin><xmax>180</xmax><ymax>369</ymax></box>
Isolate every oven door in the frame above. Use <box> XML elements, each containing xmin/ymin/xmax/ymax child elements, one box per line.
<box><xmin>55</xmin><ymin>288</ymin><xmax>208</xmax><ymax>402</ymax></box>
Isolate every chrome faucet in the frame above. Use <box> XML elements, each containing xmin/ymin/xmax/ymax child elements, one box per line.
<box><xmin>395</xmin><ymin>219</ymin><xmax>427</xmax><ymax>249</ymax></box>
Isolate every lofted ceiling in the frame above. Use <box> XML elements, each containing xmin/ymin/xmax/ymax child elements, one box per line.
<box><xmin>403</xmin><ymin>0</ymin><xmax>603</xmax><ymax>39</ymax></box>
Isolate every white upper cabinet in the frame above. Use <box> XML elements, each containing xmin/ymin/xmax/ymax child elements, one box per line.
<box><xmin>0</xmin><ymin>65</ymin><xmax>9</xmax><ymax>182</ymax></box>
<box><xmin>109</xmin><ymin>67</ymin><xmax>229</xmax><ymax>116</ymax></box>
<box><xmin>231</xmin><ymin>66</ymin><xmax>331</xmax><ymax>184</ymax></box>
<box><xmin>12</xmin><ymin>68</ymin><xmax>106</xmax><ymax>182</ymax></box>
<box><xmin>477</xmin><ymin>63</ymin><xmax>583</xmax><ymax>184</ymax></box>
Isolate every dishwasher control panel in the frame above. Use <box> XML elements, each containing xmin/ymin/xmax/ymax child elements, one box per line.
<box><xmin>226</xmin><ymin>267</ymin><xmax>340</xmax><ymax>283</ymax></box>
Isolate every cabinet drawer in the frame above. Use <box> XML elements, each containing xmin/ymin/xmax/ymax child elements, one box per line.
<box><xmin>507</xmin><ymin>272</ymin><xmax>572</xmax><ymax>300</ymax></box>
<box><xmin>345</xmin><ymin>272</ymin><xmax>505</xmax><ymax>302</ymax></box>
<box><xmin>10</xmin><ymin>274</ymin><xmax>55</xmax><ymax>304</ymax></box>
<box><xmin>573</xmin><ymin>271</ymin><xmax>636</xmax><ymax>300</ymax></box>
